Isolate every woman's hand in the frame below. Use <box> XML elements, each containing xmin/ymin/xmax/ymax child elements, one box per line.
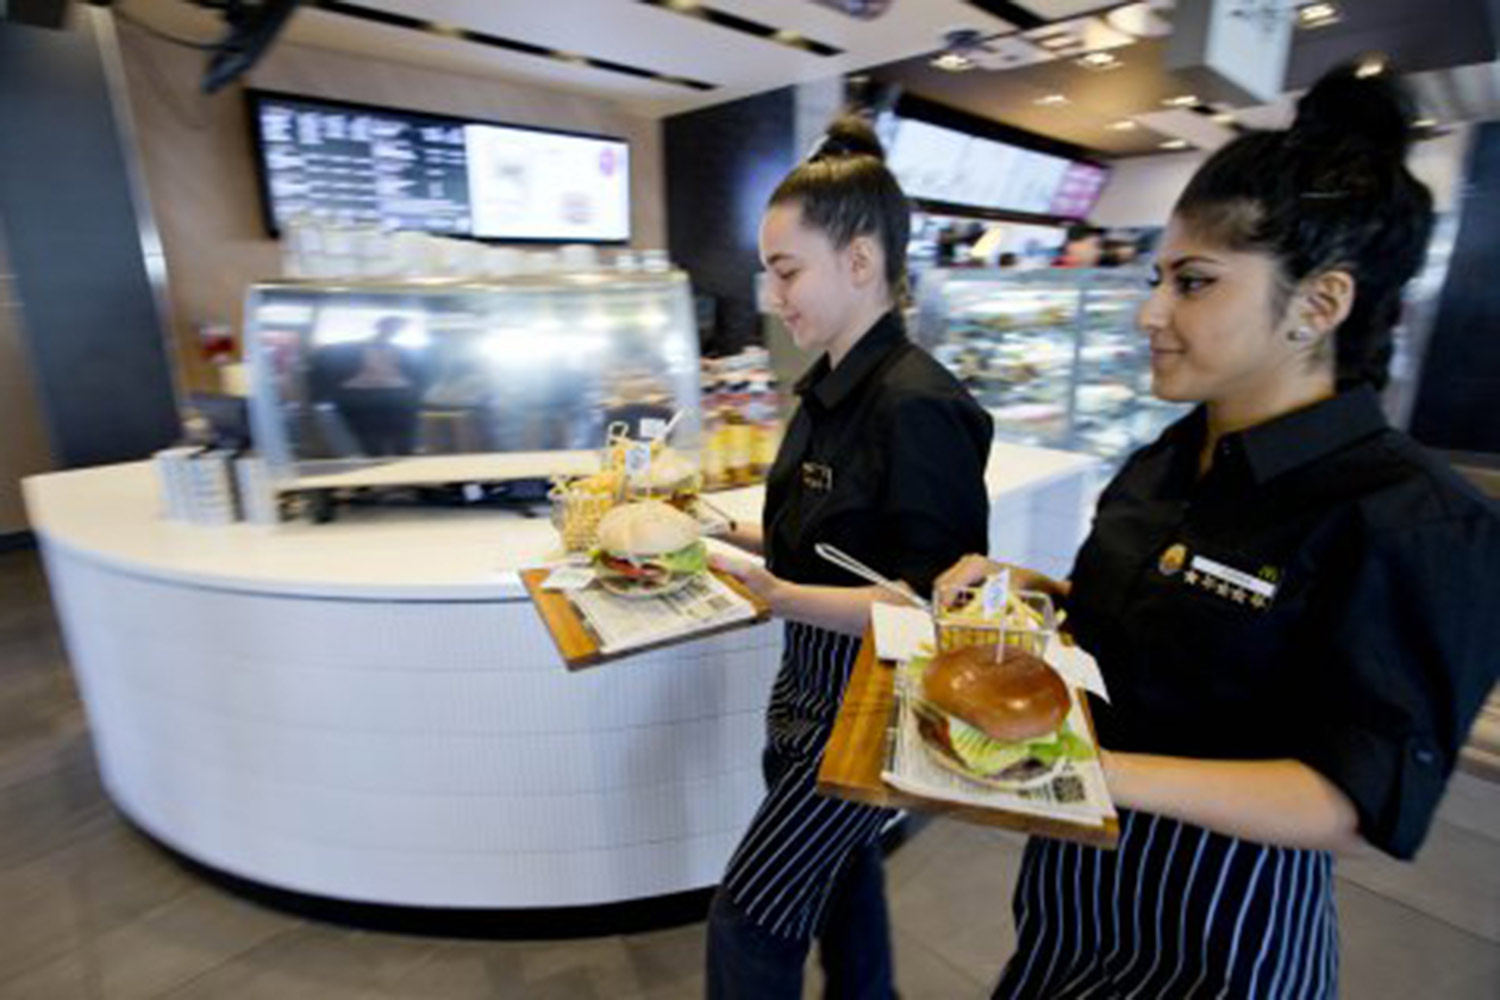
<box><xmin>709</xmin><ymin>553</ymin><xmax>784</xmax><ymax>611</ymax></box>
<box><xmin>933</xmin><ymin>554</ymin><xmax>1072</xmax><ymax>607</ymax></box>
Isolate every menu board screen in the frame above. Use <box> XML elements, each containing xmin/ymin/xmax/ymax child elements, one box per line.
<box><xmin>249</xmin><ymin>91</ymin><xmax>631</xmax><ymax>243</ymax></box>
<box><xmin>887</xmin><ymin>116</ymin><xmax>1107</xmax><ymax>220</ymax></box>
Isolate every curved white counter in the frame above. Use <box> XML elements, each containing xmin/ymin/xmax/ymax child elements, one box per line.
<box><xmin>23</xmin><ymin>442</ymin><xmax>1098</xmax><ymax>909</ymax></box>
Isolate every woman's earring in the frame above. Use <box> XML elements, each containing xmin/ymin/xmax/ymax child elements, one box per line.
<box><xmin>1288</xmin><ymin>326</ymin><xmax>1316</xmax><ymax>343</ymax></box>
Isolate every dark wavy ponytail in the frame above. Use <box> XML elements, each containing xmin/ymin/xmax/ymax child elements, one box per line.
<box><xmin>1173</xmin><ymin>64</ymin><xmax>1435</xmax><ymax>390</ymax></box>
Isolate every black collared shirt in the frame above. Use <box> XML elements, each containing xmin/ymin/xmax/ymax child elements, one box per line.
<box><xmin>1069</xmin><ymin>386</ymin><xmax>1500</xmax><ymax>858</ymax></box>
<box><xmin>764</xmin><ymin>311</ymin><xmax>992</xmax><ymax>597</ymax></box>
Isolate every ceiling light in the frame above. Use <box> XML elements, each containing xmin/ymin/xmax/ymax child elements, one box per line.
<box><xmin>1211</xmin><ymin>111</ymin><xmax>1236</xmax><ymax>126</ymax></box>
<box><xmin>1035</xmin><ymin>93</ymin><xmax>1070</xmax><ymax>107</ymax></box>
<box><xmin>428</xmin><ymin>23</ymin><xmax>464</xmax><ymax>39</ymax></box>
<box><xmin>1296</xmin><ymin>3</ymin><xmax>1342</xmax><ymax>29</ymax></box>
<box><xmin>1414</xmin><ymin>116</ymin><xmax>1438</xmax><ymax>129</ymax></box>
<box><xmin>666</xmin><ymin>0</ymin><xmax>701</xmax><ymax>11</ymax></box>
<box><xmin>1160</xmin><ymin>139</ymin><xmax>1190</xmax><ymax>150</ymax></box>
<box><xmin>773</xmin><ymin>29</ymin><xmax>803</xmax><ymax>44</ymax></box>
<box><xmin>1077</xmin><ymin>51</ymin><xmax>1119</xmax><ymax>70</ymax></box>
<box><xmin>1163</xmin><ymin>94</ymin><xmax>1199</xmax><ymax>108</ymax></box>
<box><xmin>1356</xmin><ymin>55</ymin><xmax>1387</xmax><ymax>78</ymax></box>
<box><xmin>1109</xmin><ymin>120</ymin><xmax>1138</xmax><ymax>131</ymax></box>
<box><xmin>1040</xmin><ymin>34</ymin><xmax>1077</xmax><ymax>50</ymax></box>
<box><xmin>932</xmin><ymin>51</ymin><xmax>977</xmax><ymax>72</ymax></box>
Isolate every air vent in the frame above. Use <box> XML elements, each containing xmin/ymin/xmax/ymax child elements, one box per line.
<box><xmin>638</xmin><ymin>0</ymin><xmax>843</xmax><ymax>57</ymax></box>
<box><xmin>312</xmin><ymin>1</ymin><xmax>717</xmax><ymax>91</ymax></box>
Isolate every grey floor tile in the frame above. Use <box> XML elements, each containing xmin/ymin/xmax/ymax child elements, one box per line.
<box><xmin>84</xmin><ymin>885</ymin><xmax>298</xmax><ymax>1000</ymax></box>
<box><xmin>0</xmin><ymin>951</ymin><xmax>94</xmax><ymax>1000</ymax></box>
<box><xmin>61</xmin><ymin>818</ymin><xmax>199</xmax><ymax>938</ymax></box>
<box><xmin>622</xmin><ymin>922</ymin><xmax>705</xmax><ymax>995</ymax></box>
<box><xmin>889</xmin><ymin>928</ymin><xmax>991</xmax><ymax>1000</ymax></box>
<box><xmin>0</xmin><ymin>759</ymin><xmax>108</xmax><ymax>870</ymax></box>
<box><xmin>159</xmin><ymin>924</ymin><xmax>437</xmax><ymax>1000</ymax></box>
<box><xmin>0</xmin><ymin>854</ymin><xmax>84</xmax><ymax>983</ymax></box>
<box><xmin>886</xmin><ymin>821</ymin><xmax>1021</xmax><ymax>986</ymax></box>
<box><xmin>1337</xmin><ymin>817</ymin><xmax>1500</xmax><ymax>944</ymax></box>
<box><xmin>1434</xmin><ymin>771</ymin><xmax>1500</xmax><ymax>845</ymax></box>
<box><xmin>386</xmin><ymin>937</ymin><xmax>635</xmax><ymax>1000</ymax></box>
<box><xmin>1338</xmin><ymin>880</ymin><xmax>1500</xmax><ymax>1000</ymax></box>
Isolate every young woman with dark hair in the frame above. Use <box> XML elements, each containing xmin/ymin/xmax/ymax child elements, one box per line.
<box><xmin>708</xmin><ymin>115</ymin><xmax>993</xmax><ymax>998</ymax></box>
<box><xmin>938</xmin><ymin>65</ymin><xmax>1499</xmax><ymax>998</ymax></box>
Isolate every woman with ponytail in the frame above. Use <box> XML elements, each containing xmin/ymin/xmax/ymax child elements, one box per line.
<box><xmin>937</xmin><ymin>64</ymin><xmax>1500</xmax><ymax>998</ymax></box>
<box><xmin>709</xmin><ymin>115</ymin><xmax>993</xmax><ymax>997</ymax></box>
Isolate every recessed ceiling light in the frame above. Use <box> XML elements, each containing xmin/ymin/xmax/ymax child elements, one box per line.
<box><xmin>1211</xmin><ymin>111</ymin><xmax>1236</xmax><ymax>126</ymax></box>
<box><xmin>428</xmin><ymin>22</ymin><xmax>464</xmax><ymax>39</ymax></box>
<box><xmin>1297</xmin><ymin>2</ymin><xmax>1342</xmax><ymax>29</ymax></box>
<box><xmin>773</xmin><ymin>29</ymin><xmax>803</xmax><ymax>44</ymax></box>
<box><xmin>932</xmin><ymin>51</ymin><xmax>976</xmax><ymax>72</ymax></box>
<box><xmin>1039</xmin><ymin>35</ymin><xmax>1077</xmax><ymax>50</ymax></box>
<box><xmin>1356</xmin><ymin>54</ymin><xmax>1387</xmax><ymax>78</ymax></box>
<box><xmin>666</xmin><ymin>0</ymin><xmax>701</xmax><ymax>11</ymax></box>
<box><xmin>1109</xmin><ymin>120</ymin><xmax>1138</xmax><ymax>131</ymax></box>
<box><xmin>1077</xmin><ymin>51</ymin><xmax>1120</xmax><ymax>70</ymax></box>
<box><xmin>1035</xmin><ymin>93</ymin><xmax>1070</xmax><ymax>107</ymax></box>
<box><xmin>1163</xmin><ymin>94</ymin><xmax>1199</xmax><ymax>108</ymax></box>
<box><xmin>1161</xmin><ymin>139</ymin><xmax>1190</xmax><ymax>150</ymax></box>
<box><xmin>1414</xmin><ymin>116</ymin><xmax>1439</xmax><ymax>129</ymax></box>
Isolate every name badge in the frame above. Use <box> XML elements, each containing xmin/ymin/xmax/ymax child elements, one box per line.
<box><xmin>1185</xmin><ymin>554</ymin><xmax>1279</xmax><ymax>610</ymax></box>
<box><xmin>801</xmin><ymin>461</ymin><xmax>834</xmax><ymax>492</ymax></box>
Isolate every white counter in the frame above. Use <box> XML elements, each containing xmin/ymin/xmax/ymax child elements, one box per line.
<box><xmin>23</xmin><ymin>442</ymin><xmax>1098</xmax><ymax>909</ymax></box>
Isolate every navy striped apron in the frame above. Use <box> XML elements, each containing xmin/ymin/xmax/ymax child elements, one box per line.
<box><xmin>720</xmin><ymin>620</ymin><xmax>894</xmax><ymax>940</ymax></box>
<box><xmin>994</xmin><ymin>810</ymin><xmax>1338</xmax><ymax>999</ymax></box>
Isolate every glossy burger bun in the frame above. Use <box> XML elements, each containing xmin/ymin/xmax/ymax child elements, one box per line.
<box><xmin>596</xmin><ymin>500</ymin><xmax>700</xmax><ymax>556</ymax></box>
<box><xmin>922</xmin><ymin>644</ymin><xmax>1069</xmax><ymax>743</ymax></box>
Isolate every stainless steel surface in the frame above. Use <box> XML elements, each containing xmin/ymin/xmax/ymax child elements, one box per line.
<box><xmin>245</xmin><ymin>271</ymin><xmax>702</xmax><ymax>489</ymax></box>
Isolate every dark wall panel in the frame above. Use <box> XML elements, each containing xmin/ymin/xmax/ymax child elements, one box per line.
<box><xmin>0</xmin><ymin>15</ymin><xmax>178</xmax><ymax>468</ymax></box>
<box><xmin>665</xmin><ymin>88</ymin><xmax>796</xmax><ymax>356</ymax></box>
<box><xmin>1411</xmin><ymin>122</ymin><xmax>1500</xmax><ymax>455</ymax></box>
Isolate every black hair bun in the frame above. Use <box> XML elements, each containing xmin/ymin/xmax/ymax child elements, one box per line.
<box><xmin>1291</xmin><ymin>63</ymin><xmax>1418</xmax><ymax>159</ymax></box>
<box><xmin>811</xmin><ymin>113</ymin><xmax>885</xmax><ymax>163</ymax></box>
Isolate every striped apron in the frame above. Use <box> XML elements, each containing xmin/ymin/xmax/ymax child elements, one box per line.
<box><xmin>994</xmin><ymin>810</ymin><xmax>1338</xmax><ymax>999</ymax></box>
<box><xmin>720</xmin><ymin>620</ymin><xmax>895</xmax><ymax>940</ymax></box>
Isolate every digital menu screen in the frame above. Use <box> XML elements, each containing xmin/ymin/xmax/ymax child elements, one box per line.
<box><xmin>887</xmin><ymin>116</ymin><xmax>1107</xmax><ymax>220</ymax></box>
<box><xmin>249</xmin><ymin>91</ymin><xmax>630</xmax><ymax>243</ymax></box>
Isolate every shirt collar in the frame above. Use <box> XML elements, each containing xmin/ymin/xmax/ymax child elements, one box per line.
<box><xmin>1165</xmin><ymin>386</ymin><xmax>1390</xmax><ymax>486</ymax></box>
<box><xmin>794</xmin><ymin>311</ymin><xmax>907</xmax><ymax>412</ymax></box>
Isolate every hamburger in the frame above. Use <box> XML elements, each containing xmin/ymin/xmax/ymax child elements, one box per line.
<box><xmin>913</xmin><ymin>643</ymin><xmax>1092</xmax><ymax>787</ymax></box>
<box><xmin>627</xmin><ymin>448</ymin><xmax>701</xmax><ymax>511</ymax></box>
<box><xmin>591</xmin><ymin>501</ymin><xmax>707</xmax><ymax>597</ymax></box>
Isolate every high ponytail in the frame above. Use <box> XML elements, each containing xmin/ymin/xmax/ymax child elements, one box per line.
<box><xmin>770</xmin><ymin>113</ymin><xmax>911</xmax><ymax>304</ymax></box>
<box><xmin>1174</xmin><ymin>63</ymin><xmax>1434</xmax><ymax>390</ymax></box>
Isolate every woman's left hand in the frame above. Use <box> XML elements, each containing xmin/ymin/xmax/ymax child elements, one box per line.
<box><xmin>710</xmin><ymin>553</ymin><xmax>783</xmax><ymax>611</ymax></box>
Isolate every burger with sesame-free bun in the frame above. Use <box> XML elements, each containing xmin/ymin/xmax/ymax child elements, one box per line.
<box><xmin>913</xmin><ymin>643</ymin><xmax>1093</xmax><ymax>787</ymax></box>
<box><xmin>591</xmin><ymin>501</ymin><xmax>707</xmax><ymax>598</ymax></box>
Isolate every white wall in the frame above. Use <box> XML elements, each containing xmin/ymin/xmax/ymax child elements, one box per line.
<box><xmin>1090</xmin><ymin>125</ymin><xmax>1473</xmax><ymax>231</ymax></box>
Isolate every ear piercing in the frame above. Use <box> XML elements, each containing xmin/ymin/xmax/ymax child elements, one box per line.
<box><xmin>1288</xmin><ymin>326</ymin><xmax>1316</xmax><ymax>343</ymax></box>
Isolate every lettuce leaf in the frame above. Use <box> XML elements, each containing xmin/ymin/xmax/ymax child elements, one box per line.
<box><xmin>656</xmin><ymin>541</ymin><xmax>707</xmax><ymax>575</ymax></box>
<box><xmin>945</xmin><ymin>713</ymin><xmax>1094</xmax><ymax>776</ymax></box>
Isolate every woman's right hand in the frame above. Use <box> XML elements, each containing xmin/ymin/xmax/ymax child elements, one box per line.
<box><xmin>933</xmin><ymin>554</ymin><xmax>1071</xmax><ymax>607</ymax></box>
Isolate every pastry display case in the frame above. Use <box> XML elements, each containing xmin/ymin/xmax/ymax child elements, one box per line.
<box><xmin>916</xmin><ymin>267</ymin><xmax>1187</xmax><ymax>469</ymax></box>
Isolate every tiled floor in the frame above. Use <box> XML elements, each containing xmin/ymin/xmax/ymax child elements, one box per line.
<box><xmin>2</xmin><ymin>547</ymin><xmax>1497</xmax><ymax>999</ymax></box>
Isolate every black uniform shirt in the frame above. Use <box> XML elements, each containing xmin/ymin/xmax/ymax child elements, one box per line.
<box><xmin>764</xmin><ymin>310</ymin><xmax>992</xmax><ymax>598</ymax></box>
<box><xmin>1068</xmin><ymin>386</ymin><xmax>1500</xmax><ymax>858</ymax></box>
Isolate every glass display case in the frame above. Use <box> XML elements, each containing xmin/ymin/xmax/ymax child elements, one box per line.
<box><xmin>915</xmin><ymin>267</ymin><xmax>1188</xmax><ymax>469</ymax></box>
<box><xmin>245</xmin><ymin>271</ymin><xmax>701</xmax><ymax>491</ymax></box>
